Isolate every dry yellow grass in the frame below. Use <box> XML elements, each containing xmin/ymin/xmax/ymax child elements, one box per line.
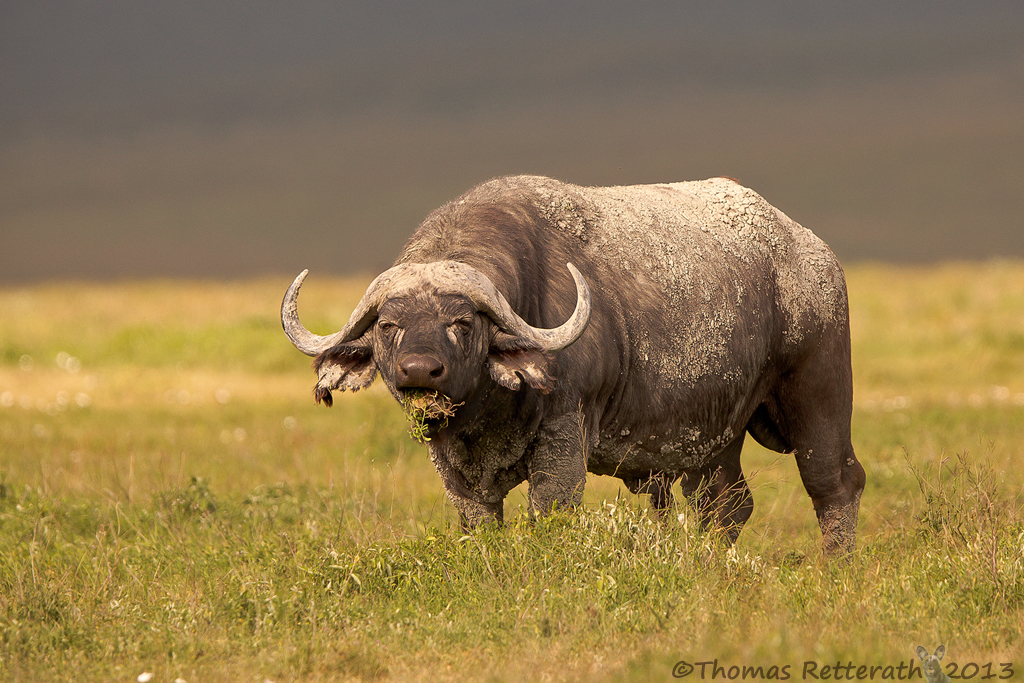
<box><xmin>1</xmin><ymin>263</ymin><xmax>1022</xmax><ymax>682</ymax></box>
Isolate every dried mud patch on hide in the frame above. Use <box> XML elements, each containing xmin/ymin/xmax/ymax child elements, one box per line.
<box><xmin>401</xmin><ymin>390</ymin><xmax>463</xmax><ymax>443</ymax></box>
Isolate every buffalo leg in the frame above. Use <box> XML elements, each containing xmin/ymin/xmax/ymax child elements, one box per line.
<box><xmin>525</xmin><ymin>413</ymin><xmax>587</xmax><ymax>516</ymax></box>
<box><xmin>767</xmin><ymin>334</ymin><xmax>866</xmax><ymax>555</ymax></box>
<box><xmin>623</xmin><ymin>473</ymin><xmax>676</xmax><ymax>518</ymax></box>
<box><xmin>799</xmin><ymin>443</ymin><xmax>864</xmax><ymax>556</ymax></box>
<box><xmin>681</xmin><ymin>433</ymin><xmax>753</xmax><ymax>543</ymax></box>
<box><xmin>648</xmin><ymin>473</ymin><xmax>675</xmax><ymax>516</ymax></box>
<box><xmin>455</xmin><ymin>499</ymin><xmax>503</xmax><ymax>531</ymax></box>
<box><xmin>428</xmin><ymin>441</ymin><xmax>505</xmax><ymax>529</ymax></box>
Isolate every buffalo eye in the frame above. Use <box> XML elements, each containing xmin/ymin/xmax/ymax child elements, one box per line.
<box><xmin>446</xmin><ymin>319</ymin><xmax>473</xmax><ymax>344</ymax></box>
<box><xmin>377</xmin><ymin>320</ymin><xmax>401</xmax><ymax>338</ymax></box>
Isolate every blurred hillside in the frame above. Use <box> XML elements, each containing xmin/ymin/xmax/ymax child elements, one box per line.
<box><xmin>2</xmin><ymin>1</ymin><xmax>1023</xmax><ymax>282</ymax></box>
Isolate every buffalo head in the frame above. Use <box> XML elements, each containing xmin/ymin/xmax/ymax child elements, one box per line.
<box><xmin>281</xmin><ymin>261</ymin><xmax>591</xmax><ymax>433</ymax></box>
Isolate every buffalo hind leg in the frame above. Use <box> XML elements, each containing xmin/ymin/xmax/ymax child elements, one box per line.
<box><xmin>795</xmin><ymin>440</ymin><xmax>865</xmax><ymax>556</ymax></box>
<box><xmin>680</xmin><ymin>434</ymin><xmax>753</xmax><ymax>544</ymax></box>
<box><xmin>765</xmin><ymin>335</ymin><xmax>867</xmax><ymax>555</ymax></box>
<box><xmin>624</xmin><ymin>473</ymin><xmax>676</xmax><ymax>519</ymax></box>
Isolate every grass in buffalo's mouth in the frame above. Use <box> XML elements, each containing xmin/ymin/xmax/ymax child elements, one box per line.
<box><xmin>400</xmin><ymin>389</ymin><xmax>463</xmax><ymax>442</ymax></box>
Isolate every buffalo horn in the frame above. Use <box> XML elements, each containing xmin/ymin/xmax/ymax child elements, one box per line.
<box><xmin>281</xmin><ymin>267</ymin><xmax>406</xmax><ymax>357</ymax></box>
<box><xmin>454</xmin><ymin>262</ymin><xmax>592</xmax><ymax>351</ymax></box>
<box><xmin>281</xmin><ymin>261</ymin><xmax>592</xmax><ymax>357</ymax></box>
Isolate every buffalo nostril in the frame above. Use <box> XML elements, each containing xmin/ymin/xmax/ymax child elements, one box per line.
<box><xmin>398</xmin><ymin>354</ymin><xmax>446</xmax><ymax>388</ymax></box>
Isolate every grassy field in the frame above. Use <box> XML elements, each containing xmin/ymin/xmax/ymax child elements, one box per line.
<box><xmin>1</xmin><ymin>263</ymin><xmax>1022</xmax><ymax>682</ymax></box>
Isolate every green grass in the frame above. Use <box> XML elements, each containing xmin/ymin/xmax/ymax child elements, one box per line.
<box><xmin>1</xmin><ymin>264</ymin><xmax>1023</xmax><ymax>681</ymax></box>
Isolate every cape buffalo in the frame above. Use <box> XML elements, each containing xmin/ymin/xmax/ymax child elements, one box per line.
<box><xmin>282</xmin><ymin>175</ymin><xmax>866</xmax><ymax>554</ymax></box>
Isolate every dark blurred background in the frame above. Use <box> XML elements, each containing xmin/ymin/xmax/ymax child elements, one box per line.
<box><xmin>2</xmin><ymin>0</ymin><xmax>1023</xmax><ymax>283</ymax></box>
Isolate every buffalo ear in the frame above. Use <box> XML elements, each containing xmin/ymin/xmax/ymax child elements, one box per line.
<box><xmin>312</xmin><ymin>340</ymin><xmax>377</xmax><ymax>406</ymax></box>
<box><xmin>487</xmin><ymin>332</ymin><xmax>554</xmax><ymax>393</ymax></box>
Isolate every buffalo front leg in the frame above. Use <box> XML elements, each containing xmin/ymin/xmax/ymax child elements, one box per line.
<box><xmin>525</xmin><ymin>413</ymin><xmax>588</xmax><ymax>517</ymax></box>
<box><xmin>454</xmin><ymin>497</ymin><xmax>504</xmax><ymax>532</ymax></box>
<box><xmin>428</xmin><ymin>441</ymin><xmax>504</xmax><ymax>529</ymax></box>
